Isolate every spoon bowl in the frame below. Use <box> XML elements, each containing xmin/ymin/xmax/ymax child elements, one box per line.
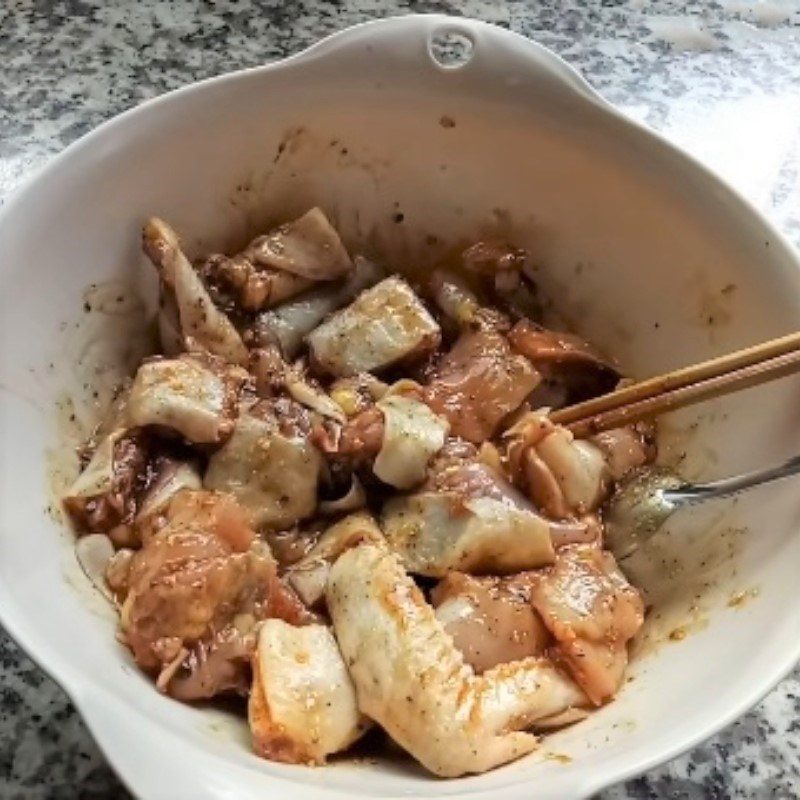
<box><xmin>605</xmin><ymin>454</ymin><xmax>800</xmax><ymax>559</ymax></box>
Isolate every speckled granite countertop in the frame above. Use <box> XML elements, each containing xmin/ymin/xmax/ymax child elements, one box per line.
<box><xmin>1</xmin><ymin>1</ymin><xmax>799</xmax><ymax>798</ymax></box>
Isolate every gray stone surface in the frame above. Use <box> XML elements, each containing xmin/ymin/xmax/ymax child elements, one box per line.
<box><xmin>1</xmin><ymin>1</ymin><xmax>799</xmax><ymax>798</ymax></box>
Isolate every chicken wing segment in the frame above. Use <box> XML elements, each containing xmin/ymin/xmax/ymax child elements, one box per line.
<box><xmin>327</xmin><ymin>543</ymin><xmax>586</xmax><ymax>777</ymax></box>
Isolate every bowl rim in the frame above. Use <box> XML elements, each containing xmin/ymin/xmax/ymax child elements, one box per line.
<box><xmin>1</xmin><ymin>13</ymin><xmax>799</xmax><ymax>799</ymax></box>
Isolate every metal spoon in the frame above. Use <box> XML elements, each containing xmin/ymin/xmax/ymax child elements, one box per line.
<box><xmin>604</xmin><ymin>455</ymin><xmax>800</xmax><ymax>559</ymax></box>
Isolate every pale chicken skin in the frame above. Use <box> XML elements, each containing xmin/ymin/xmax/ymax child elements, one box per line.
<box><xmin>249</xmin><ymin>620</ymin><xmax>369</xmax><ymax>764</ymax></box>
<box><xmin>64</xmin><ymin>215</ymin><xmax>657</xmax><ymax>779</ymax></box>
<box><xmin>327</xmin><ymin>543</ymin><xmax>587</xmax><ymax>777</ymax></box>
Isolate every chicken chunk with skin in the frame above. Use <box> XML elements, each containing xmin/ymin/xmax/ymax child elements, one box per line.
<box><xmin>327</xmin><ymin>543</ymin><xmax>588</xmax><ymax>777</ymax></box>
<box><xmin>382</xmin><ymin>457</ymin><xmax>566</xmax><ymax>577</ymax></box>
<box><xmin>249</xmin><ymin>620</ymin><xmax>369</xmax><ymax>764</ymax></box>
<box><xmin>307</xmin><ymin>276</ymin><xmax>441</xmax><ymax>377</ymax></box>
<box><xmin>199</xmin><ymin>208</ymin><xmax>354</xmax><ymax>314</ymax></box>
<box><xmin>530</xmin><ymin>545</ymin><xmax>644</xmax><ymax>705</ymax></box>
<box><xmin>321</xmin><ymin>383</ymin><xmax>450</xmax><ymax>489</ymax></box>
<box><xmin>245</xmin><ymin>207</ymin><xmax>352</xmax><ymax>281</ymax></box>
<box><xmin>203</xmin><ymin>251</ymin><xmax>313</xmax><ymax>313</ymax></box>
<box><xmin>252</xmin><ymin>255</ymin><xmax>382</xmax><ymax>357</ymax></box>
<box><xmin>127</xmin><ymin>354</ymin><xmax>243</xmax><ymax>444</ymax></box>
<box><xmin>204</xmin><ymin>399</ymin><xmax>322</xmax><ymax>530</ymax></box>
<box><xmin>63</xmin><ymin>429</ymin><xmax>147</xmax><ymax>532</ymax></box>
<box><xmin>504</xmin><ymin>410</ymin><xmax>610</xmax><ymax>519</ymax></box>
<box><xmin>431</xmin><ymin>572</ymin><xmax>551</xmax><ymax>674</ymax></box>
<box><xmin>143</xmin><ymin>217</ymin><xmax>248</xmax><ymax>365</ymax></box>
<box><xmin>118</xmin><ymin>490</ymin><xmax>311</xmax><ymax>696</ymax></box>
<box><xmin>382</xmin><ymin>444</ymin><xmax>602</xmax><ymax>576</ymax></box>
<box><xmin>508</xmin><ymin>319</ymin><xmax>619</xmax><ymax>406</ymax></box>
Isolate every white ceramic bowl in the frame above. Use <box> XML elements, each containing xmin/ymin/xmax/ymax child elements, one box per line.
<box><xmin>1</xmin><ymin>15</ymin><xmax>799</xmax><ymax>800</ymax></box>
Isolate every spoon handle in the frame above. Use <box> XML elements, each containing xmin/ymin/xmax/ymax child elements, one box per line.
<box><xmin>664</xmin><ymin>454</ymin><xmax>800</xmax><ymax>507</ymax></box>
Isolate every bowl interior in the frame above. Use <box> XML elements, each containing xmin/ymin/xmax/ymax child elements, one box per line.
<box><xmin>1</xmin><ymin>17</ymin><xmax>799</xmax><ymax>800</ymax></box>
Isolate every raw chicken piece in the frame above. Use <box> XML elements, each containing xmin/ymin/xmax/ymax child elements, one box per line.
<box><xmin>203</xmin><ymin>251</ymin><xmax>312</xmax><ymax>312</ymax></box>
<box><xmin>252</xmin><ymin>256</ymin><xmax>382</xmax><ymax>357</ymax></box>
<box><xmin>200</xmin><ymin>208</ymin><xmax>354</xmax><ymax>313</ymax></box>
<box><xmin>245</xmin><ymin>208</ymin><xmax>352</xmax><ymax>281</ymax></box>
<box><xmin>118</xmin><ymin>491</ymin><xmax>311</xmax><ymax>694</ymax></box>
<box><xmin>127</xmin><ymin>355</ymin><xmax>243</xmax><ymax>444</ymax></box>
<box><xmin>372</xmin><ymin>392</ymin><xmax>449</xmax><ymax>490</ymax></box>
<box><xmin>63</xmin><ymin>429</ymin><xmax>147</xmax><ymax>532</ymax></box>
<box><xmin>530</xmin><ymin>545</ymin><xmax>644</xmax><ymax>705</ymax></box>
<box><xmin>381</xmin><ymin>461</ymin><xmax>555</xmax><ymax>577</ymax></box>
<box><xmin>504</xmin><ymin>411</ymin><xmax>609</xmax><ymax>519</ymax></box>
<box><xmin>249</xmin><ymin>620</ymin><xmax>369</xmax><ymax>764</ymax></box>
<box><xmin>286</xmin><ymin>512</ymin><xmax>384</xmax><ymax>607</ymax></box>
<box><xmin>143</xmin><ymin>217</ymin><xmax>248</xmax><ymax>365</ymax></box>
<box><xmin>423</xmin><ymin>327</ymin><xmax>540</xmax><ymax>443</ymax></box>
<box><xmin>307</xmin><ymin>276</ymin><xmax>441</xmax><ymax>376</ymax></box>
<box><xmin>591</xmin><ymin>423</ymin><xmax>656</xmax><ymax>481</ymax></box>
<box><xmin>431</xmin><ymin>572</ymin><xmax>551</xmax><ymax>674</ymax></box>
<box><xmin>204</xmin><ymin>399</ymin><xmax>322</xmax><ymax>530</ymax></box>
<box><xmin>327</xmin><ymin>544</ymin><xmax>587</xmax><ymax>777</ymax></box>
<box><xmin>508</xmin><ymin>319</ymin><xmax>619</xmax><ymax>406</ymax></box>
<box><xmin>135</xmin><ymin>456</ymin><xmax>202</xmax><ymax>522</ymax></box>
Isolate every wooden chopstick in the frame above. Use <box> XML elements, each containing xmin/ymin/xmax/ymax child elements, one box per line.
<box><xmin>552</xmin><ymin>334</ymin><xmax>800</xmax><ymax>438</ymax></box>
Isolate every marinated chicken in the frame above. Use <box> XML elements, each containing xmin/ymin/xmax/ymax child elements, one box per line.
<box><xmin>115</xmin><ymin>490</ymin><xmax>311</xmax><ymax>696</ymax></box>
<box><xmin>127</xmin><ymin>354</ymin><xmax>244</xmax><ymax>444</ymax></box>
<box><xmin>508</xmin><ymin>319</ymin><xmax>620</xmax><ymax>406</ymax></box>
<box><xmin>252</xmin><ymin>255</ymin><xmax>383</xmax><ymax>357</ymax></box>
<box><xmin>327</xmin><ymin>543</ymin><xmax>587</xmax><ymax>777</ymax></box>
<box><xmin>63</xmin><ymin>429</ymin><xmax>148</xmax><ymax>532</ymax></box>
<box><xmin>204</xmin><ymin>399</ymin><xmax>322</xmax><ymax>530</ymax></box>
<box><xmin>530</xmin><ymin>545</ymin><xmax>644</xmax><ymax>705</ymax></box>
<box><xmin>504</xmin><ymin>410</ymin><xmax>652</xmax><ymax>519</ymax></box>
<box><xmin>381</xmin><ymin>460</ymin><xmax>556</xmax><ymax>577</ymax></box>
<box><xmin>143</xmin><ymin>217</ymin><xmax>249</xmax><ymax>364</ymax></box>
<box><xmin>249</xmin><ymin>620</ymin><xmax>369</xmax><ymax>764</ymax></box>
<box><xmin>431</xmin><ymin>571</ymin><xmax>551</xmax><ymax>674</ymax></box>
<box><xmin>424</xmin><ymin>327</ymin><xmax>540</xmax><ymax>443</ymax></box>
<box><xmin>63</xmin><ymin>210</ymin><xmax>658</xmax><ymax>778</ymax></box>
<box><xmin>307</xmin><ymin>276</ymin><xmax>441</xmax><ymax>376</ymax></box>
